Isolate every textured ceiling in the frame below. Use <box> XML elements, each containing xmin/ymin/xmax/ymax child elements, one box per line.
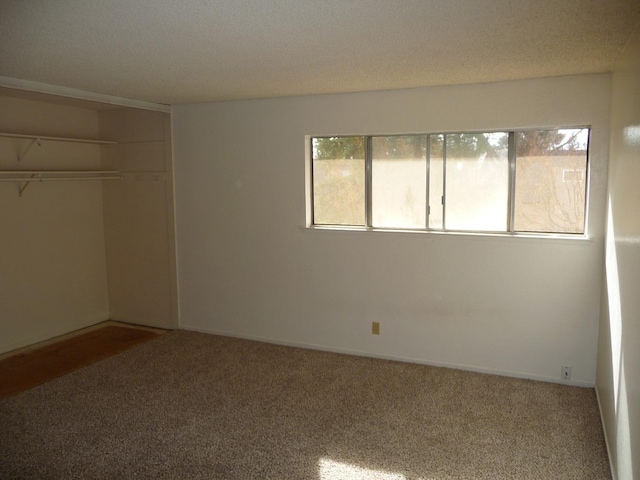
<box><xmin>0</xmin><ymin>0</ymin><xmax>639</xmax><ymax>105</ymax></box>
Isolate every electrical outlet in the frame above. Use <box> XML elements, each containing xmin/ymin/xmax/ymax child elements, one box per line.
<box><xmin>372</xmin><ymin>322</ymin><xmax>380</xmax><ymax>335</ymax></box>
<box><xmin>562</xmin><ymin>365</ymin><xmax>572</xmax><ymax>381</ymax></box>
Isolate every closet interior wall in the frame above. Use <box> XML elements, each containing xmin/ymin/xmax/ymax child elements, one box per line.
<box><xmin>0</xmin><ymin>89</ymin><xmax>178</xmax><ymax>355</ymax></box>
<box><xmin>99</xmin><ymin>108</ymin><xmax>178</xmax><ymax>330</ymax></box>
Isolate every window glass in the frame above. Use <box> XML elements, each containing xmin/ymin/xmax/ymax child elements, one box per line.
<box><xmin>514</xmin><ymin>128</ymin><xmax>588</xmax><ymax>234</ymax></box>
<box><xmin>444</xmin><ymin>133</ymin><xmax>509</xmax><ymax>231</ymax></box>
<box><xmin>372</xmin><ymin>136</ymin><xmax>426</xmax><ymax>229</ymax></box>
<box><xmin>312</xmin><ymin>137</ymin><xmax>365</xmax><ymax>226</ymax></box>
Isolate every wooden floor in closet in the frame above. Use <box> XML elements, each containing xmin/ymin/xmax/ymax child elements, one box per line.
<box><xmin>0</xmin><ymin>322</ymin><xmax>166</xmax><ymax>399</ymax></box>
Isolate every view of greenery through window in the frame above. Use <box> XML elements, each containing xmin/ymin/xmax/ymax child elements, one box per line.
<box><xmin>311</xmin><ymin>128</ymin><xmax>589</xmax><ymax>235</ymax></box>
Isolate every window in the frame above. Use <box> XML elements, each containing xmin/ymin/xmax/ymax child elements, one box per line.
<box><xmin>513</xmin><ymin>129</ymin><xmax>589</xmax><ymax>234</ymax></box>
<box><xmin>309</xmin><ymin>128</ymin><xmax>589</xmax><ymax>235</ymax></box>
<box><xmin>371</xmin><ymin>135</ymin><xmax>426</xmax><ymax>229</ymax></box>
<box><xmin>312</xmin><ymin>136</ymin><xmax>365</xmax><ymax>226</ymax></box>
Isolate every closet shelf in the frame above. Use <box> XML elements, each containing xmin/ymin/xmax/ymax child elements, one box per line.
<box><xmin>0</xmin><ymin>132</ymin><xmax>117</xmax><ymax>145</ymax></box>
<box><xmin>1</xmin><ymin>132</ymin><xmax>117</xmax><ymax>162</ymax></box>
<box><xmin>0</xmin><ymin>170</ymin><xmax>121</xmax><ymax>196</ymax></box>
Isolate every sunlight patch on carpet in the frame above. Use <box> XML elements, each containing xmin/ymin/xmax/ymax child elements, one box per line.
<box><xmin>318</xmin><ymin>458</ymin><xmax>433</xmax><ymax>480</ymax></box>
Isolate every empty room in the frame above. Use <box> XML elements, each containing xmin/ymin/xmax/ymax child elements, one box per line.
<box><xmin>0</xmin><ymin>1</ymin><xmax>638</xmax><ymax>479</ymax></box>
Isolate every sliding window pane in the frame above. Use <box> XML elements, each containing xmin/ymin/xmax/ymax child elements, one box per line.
<box><xmin>444</xmin><ymin>133</ymin><xmax>509</xmax><ymax>231</ymax></box>
<box><xmin>514</xmin><ymin>128</ymin><xmax>588</xmax><ymax>234</ymax></box>
<box><xmin>429</xmin><ymin>135</ymin><xmax>444</xmax><ymax>229</ymax></box>
<box><xmin>312</xmin><ymin>137</ymin><xmax>365</xmax><ymax>226</ymax></box>
<box><xmin>372</xmin><ymin>136</ymin><xmax>426</xmax><ymax>229</ymax></box>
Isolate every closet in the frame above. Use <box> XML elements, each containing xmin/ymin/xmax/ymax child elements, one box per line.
<box><xmin>0</xmin><ymin>87</ymin><xmax>178</xmax><ymax>354</ymax></box>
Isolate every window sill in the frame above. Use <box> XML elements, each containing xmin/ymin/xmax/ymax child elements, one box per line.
<box><xmin>303</xmin><ymin>224</ymin><xmax>592</xmax><ymax>243</ymax></box>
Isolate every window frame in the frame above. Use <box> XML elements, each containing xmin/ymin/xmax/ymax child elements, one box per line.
<box><xmin>307</xmin><ymin>127</ymin><xmax>591</xmax><ymax>239</ymax></box>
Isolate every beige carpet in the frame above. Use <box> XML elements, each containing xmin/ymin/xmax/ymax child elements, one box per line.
<box><xmin>0</xmin><ymin>330</ymin><xmax>610</xmax><ymax>479</ymax></box>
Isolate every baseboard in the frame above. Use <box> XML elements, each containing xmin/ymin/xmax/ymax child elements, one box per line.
<box><xmin>180</xmin><ymin>324</ymin><xmax>595</xmax><ymax>388</ymax></box>
<box><xmin>595</xmin><ymin>386</ymin><xmax>617</xmax><ymax>480</ymax></box>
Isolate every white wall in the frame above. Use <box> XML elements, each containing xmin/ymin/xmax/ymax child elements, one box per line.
<box><xmin>0</xmin><ymin>96</ymin><xmax>110</xmax><ymax>353</ymax></box>
<box><xmin>173</xmin><ymin>74</ymin><xmax>610</xmax><ymax>386</ymax></box>
<box><xmin>596</xmin><ymin>25</ymin><xmax>640</xmax><ymax>480</ymax></box>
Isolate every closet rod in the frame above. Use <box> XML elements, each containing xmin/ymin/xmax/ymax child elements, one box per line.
<box><xmin>0</xmin><ymin>170</ymin><xmax>120</xmax><ymax>175</ymax></box>
<box><xmin>0</xmin><ymin>132</ymin><xmax>117</xmax><ymax>145</ymax></box>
